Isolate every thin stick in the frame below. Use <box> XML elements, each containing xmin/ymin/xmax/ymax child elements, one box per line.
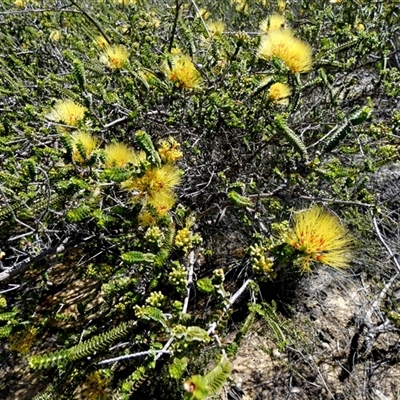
<box><xmin>182</xmin><ymin>251</ymin><xmax>195</xmax><ymax>314</ymax></box>
<box><xmin>188</xmin><ymin>0</ymin><xmax>210</xmax><ymax>38</ymax></box>
<box><xmin>99</xmin><ymin>350</ymin><xmax>171</xmax><ymax>365</ymax></box>
<box><xmin>68</xmin><ymin>0</ymin><xmax>111</xmax><ymax>45</ymax></box>
<box><xmin>167</xmin><ymin>0</ymin><xmax>183</xmax><ymax>53</ymax></box>
<box><xmin>153</xmin><ymin>251</ymin><xmax>196</xmax><ymax>363</ymax></box>
<box><xmin>373</xmin><ymin>217</ymin><xmax>400</xmax><ymax>273</ymax></box>
<box><xmin>299</xmin><ymin>195</ymin><xmax>374</xmax><ymax>208</ymax></box>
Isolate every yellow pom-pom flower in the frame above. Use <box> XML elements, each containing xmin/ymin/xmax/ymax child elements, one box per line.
<box><xmin>282</xmin><ymin>205</ymin><xmax>353</xmax><ymax>272</ymax></box>
<box><xmin>258</xmin><ymin>30</ymin><xmax>313</xmax><ymax>73</ymax></box>
<box><xmin>267</xmin><ymin>82</ymin><xmax>291</xmax><ymax>104</ymax></box>
<box><xmin>158</xmin><ymin>137</ymin><xmax>183</xmax><ymax>163</ymax></box>
<box><xmin>100</xmin><ymin>45</ymin><xmax>129</xmax><ymax>69</ymax></box>
<box><xmin>47</xmin><ymin>99</ymin><xmax>87</xmax><ymax>126</ymax></box>
<box><xmin>104</xmin><ymin>143</ymin><xmax>143</xmax><ymax>167</ymax></box>
<box><xmin>122</xmin><ymin>164</ymin><xmax>181</xmax><ymax>215</ymax></box>
<box><xmin>259</xmin><ymin>14</ymin><xmax>287</xmax><ymax>34</ymax></box>
<box><xmin>138</xmin><ymin>211</ymin><xmax>157</xmax><ymax>227</ymax></box>
<box><xmin>71</xmin><ymin>131</ymin><xmax>99</xmax><ymax>163</ymax></box>
<box><xmin>165</xmin><ymin>54</ymin><xmax>202</xmax><ymax>89</ymax></box>
<box><xmin>206</xmin><ymin>21</ymin><xmax>225</xmax><ymax>38</ymax></box>
<box><xmin>148</xmin><ymin>189</ymin><xmax>176</xmax><ymax>216</ymax></box>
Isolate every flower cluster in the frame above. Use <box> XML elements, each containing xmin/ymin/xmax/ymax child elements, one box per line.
<box><xmin>175</xmin><ymin>227</ymin><xmax>193</xmax><ymax>252</ymax></box>
<box><xmin>175</xmin><ymin>227</ymin><xmax>202</xmax><ymax>253</ymax></box>
<box><xmin>71</xmin><ymin>131</ymin><xmax>99</xmax><ymax>163</ymax></box>
<box><xmin>145</xmin><ymin>291</ymin><xmax>166</xmax><ymax>308</ymax></box>
<box><xmin>122</xmin><ymin>164</ymin><xmax>181</xmax><ymax>216</ymax></box>
<box><xmin>144</xmin><ymin>225</ymin><xmax>164</xmax><ymax>246</ymax></box>
<box><xmin>282</xmin><ymin>205</ymin><xmax>353</xmax><ymax>272</ymax></box>
<box><xmin>168</xmin><ymin>263</ymin><xmax>187</xmax><ymax>292</ymax></box>
<box><xmin>47</xmin><ymin>99</ymin><xmax>86</xmax><ymax>126</ymax></box>
<box><xmin>258</xmin><ymin>28</ymin><xmax>312</xmax><ymax>74</ymax></box>
<box><xmin>165</xmin><ymin>54</ymin><xmax>202</xmax><ymax>89</ymax></box>
<box><xmin>249</xmin><ymin>243</ymin><xmax>276</xmax><ymax>279</ymax></box>
<box><xmin>104</xmin><ymin>142</ymin><xmax>143</xmax><ymax>167</ymax></box>
<box><xmin>100</xmin><ymin>45</ymin><xmax>129</xmax><ymax>69</ymax></box>
<box><xmin>158</xmin><ymin>137</ymin><xmax>183</xmax><ymax>163</ymax></box>
<box><xmin>267</xmin><ymin>82</ymin><xmax>291</xmax><ymax>105</ymax></box>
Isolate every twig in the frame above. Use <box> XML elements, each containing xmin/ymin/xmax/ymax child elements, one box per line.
<box><xmin>0</xmin><ymin>284</ymin><xmax>20</xmax><ymax>294</ymax></box>
<box><xmin>207</xmin><ymin>279</ymin><xmax>254</xmax><ymax>357</ymax></box>
<box><xmin>0</xmin><ymin>239</ymin><xmax>76</xmax><ymax>282</ymax></box>
<box><xmin>103</xmin><ymin>116</ymin><xmax>128</xmax><ymax>129</ymax></box>
<box><xmin>364</xmin><ymin>272</ymin><xmax>398</xmax><ymax>327</ymax></box>
<box><xmin>373</xmin><ymin>217</ymin><xmax>400</xmax><ymax>273</ymax></box>
<box><xmin>68</xmin><ymin>0</ymin><xmax>111</xmax><ymax>45</ymax></box>
<box><xmin>155</xmin><ymin>337</ymin><xmax>174</xmax><ymax>362</ymax></box>
<box><xmin>356</xmin><ymin>217</ymin><xmax>400</xmax><ymax>355</ymax></box>
<box><xmin>182</xmin><ymin>250</ymin><xmax>195</xmax><ymax>314</ymax></box>
<box><xmin>0</xmin><ymin>187</ymin><xmax>36</xmax><ymax>233</ymax></box>
<box><xmin>188</xmin><ymin>0</ymin><xmax>210</xmax><ymax>39</ymax></box>
<box><xmin>153</xmin><ymin>251</ymin><xmax>197</xmax><ymax>363</ymax></box>
<box><xmin>228</xmin><ymin>279</ymin><xmax>253</xmax><ymax>307</ymax></box>
<box><xmin>299</xmin><ymin>195</ymin><xmax>374</xmax><ymax>208</ymax></box>
<box><xmin>0</xmin><ymin>8</ymin><xmax>78</xmax><ymax>16</ymax></box>
<box><xmin>167</xmin><ymin>0</ymin><xmax>183</xmax><ymax>53</ymax></box>
<box><xmin>99</xmin><ymin>350</ymin><xmax>171</xmax><ymax>365</ymax></box>
<box><xmin>248</xmin><ymin>184</ymin><xmax>287</xmax><ymax>200</ymax></box>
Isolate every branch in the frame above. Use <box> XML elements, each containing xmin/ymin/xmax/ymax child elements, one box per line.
<box><xmin>98</xmin><ymin>350</ymin><xmax>171</xmax><ymax>365</ymax></box>
<box><xmin>373</xmin><ymin>217</ymin><xmax>400</xmax><ymax>273</ymax></box>
<box><xmin>0</xmin><ymin>239</ymin><xmax>76</xmax><ymax>282</ymax></box>
<box><xmin>182</xmin><ymin>250</ymin><xmax>195</xmax><ymax>314</ymax></box>
<box><xmin>68</xmin><ymin>0</ymin><xmax>111</xmax><ymax>45</ymax></box>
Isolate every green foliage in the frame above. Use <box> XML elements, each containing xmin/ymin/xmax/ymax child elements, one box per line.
<box><xmin>72</xmin><ymin>59</ymin><xmax>86</xmax><ymax>91</ymax></box>
<box><xmin>249</xmin><ymin>302</ymin><xmax>287</xmax><ymax>351</ymax></box>
<box><xmin>154</xmin><ymin>222</ymin><xmax>175</xmax><ymax>267</ymax></box>
<box><xmin>235</xmin><ymin>311</ymin><xmax>255</xmax><ymax>345</ymax></box>
<box><xmin>66</xmin><ymin>204</ymin><xmax>92</xmax><ymax>223</ymax></box>
<box><xmin>0</xmin><ymin>309</ymin><xmax>20</xmax><ymax>339</ymax></box>
<box><xmin>31</xmin><ymin>385</ymin><xmax>55</xmax><ymax>400</ymax></box>
<box><xmin>184</xmin><ymin>356</ymin><xmax>231</xmax><ymax>400</ymax></box>
<box><xmin>196</xmin><ymin>278</ymin><xmax>214</xmax><ymax>294</ymax></box>
<box><xmin>121</xmin><ymin>250</ymin><xmax>156</xmax><ymax>265</ymax></box>
<box><xmin>174</xmin><ymin>326</ymin><xmax>211</xmax><ymax>343</ymax></box>
<box><xmin>274</xmin><ymin>115</ymin><xmax>308</xmax><ymax>160</ymax></box>
<box><xmin>135</xmin><ymin>130</ymin><xmax>161</xmax><ymax>166</ymax></box>
<box><xmin>169</xmin><ymin>356</ymin><xmax>189</xmax><ymax>379</ymax></box>
<box><xmin>324</xmin><ymin>104</ymin><xmax>373</xmax><ymax>153</ymax></box>
<box><xmin>120</xmin><ymin>366</ymin><xmax>148</xmax><ymax>398</ymax></box>
<box><xmin>29</xmin><ymin>321</ymin><xmax>135</xmax><ymax>369</ymax></box>
<box><xmin>227</xmin><ymin>191</ymin><xmax>253</xmax><ymax>207</ymax></box>
<box><xmin>0</xmin><ymin>0</ymin><xmax>399</xmax><ymax>397</ymax></box>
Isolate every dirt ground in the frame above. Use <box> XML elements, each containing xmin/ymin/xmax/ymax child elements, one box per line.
<box><xmin>223</xmin><ymin>268</ymin><xmax>400</xmax><ymax>400</ymax></box>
